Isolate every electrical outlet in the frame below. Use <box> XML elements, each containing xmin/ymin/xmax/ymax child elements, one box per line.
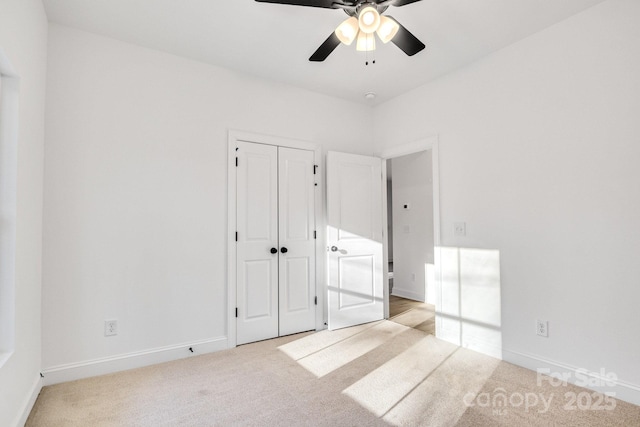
<box><xmin>104</xmin><ymin>319</ymin><xmax>118</xmax><ymax>337</ymax></box>
<box><xmin>536</xmin><ymin>320</ymin><xmax>548</xmax><ymax>337</ymax></box>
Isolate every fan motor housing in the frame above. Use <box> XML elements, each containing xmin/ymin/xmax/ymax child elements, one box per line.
<box><xmin>343</xmin><ymin>1</ymin><xmax>388</xmax><ymax>17</ymax></box>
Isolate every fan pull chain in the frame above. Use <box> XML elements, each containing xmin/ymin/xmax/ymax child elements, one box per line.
<box><xmin>365</xmin><ymin>37</ymin><xmax>369</xmax><ymax>65</ymax></box>
<box><xmin>365</xmin><ymin>33</ymin><xmax>376</xmax><ymax>66</ymax></box>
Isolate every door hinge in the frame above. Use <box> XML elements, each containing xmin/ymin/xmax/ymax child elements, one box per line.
<box><xmin>314</xmin><ymin>296</ymin><xmax>317</xmax><ymax>305</ymax></box>
<box><xmin>313</xmin><ymin>164</ymin><xmax>318</xmax><ymax>175</ymax></box>
<box><xmin>235</xmin><ymin>157</ymin><xmax>238</xmax><ymax>167</ymax></box>
<box><xmin>235</xmin><ymin>231</ymin><xmax>238</xmax><ymax>242</ymax></box>
<box><xmin>235</xmin><ymin>307</ymin><xmax>238</xmax><ymax>318</ymax></box>
<box><xmin>314</xmin><ymin>230</ymin><xmax>316</xmax><ymax>239</ymax></box>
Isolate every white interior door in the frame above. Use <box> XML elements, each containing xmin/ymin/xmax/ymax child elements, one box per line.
<box><xmin>278</xmin><ymin>147</ymin><xmax>316</xmax><ymax>336</ymax></box>
<box><xmin>327</xmin><ymin>151</ymin><xmax>384</xmax><ymax>330</ymax></box>
<box><xmin>236</xmin><ymin>142</ymin><xmax>316</xmax><ymax>345</ymax></box>
<box><xmin>236</xmin><ymin>141</ymin><xmax>279</xmax><ymax>345</ymax></box>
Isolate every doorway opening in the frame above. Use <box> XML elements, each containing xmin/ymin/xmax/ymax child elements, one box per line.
<box><xmin>380</xmin><ymin>137</ymin><xmax>440</xmax><ymax>337</ymax></box>
<box><xmin>385</xmin><ymin>152</ymin><xmax>435</xmax><ymax>334</ymax></box>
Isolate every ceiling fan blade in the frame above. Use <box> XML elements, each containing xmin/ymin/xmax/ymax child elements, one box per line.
<box><xmin>309</xmin><ymin>32</ymin><xmax>341</xmax><ymax>61</ymax></box>
<box><xmin>387</xmin><ymin>16</ymin><xmax>425</xmax><ymax>56</ymax></box>
<box><xmin>387</xmin><ymin>0</ymin><xmax>423</xmax><ymax>6</ymax></box>
<box><xmin>254</xmin><ymin>0</ymin><xmax>342</xmax><ymax>8</ymax></box>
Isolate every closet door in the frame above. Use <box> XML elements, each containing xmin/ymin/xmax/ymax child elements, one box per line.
<box><xmin>278</xmin><ymin>147</ymin><xmax>316</xmax><ymax>336</ymax></box>
<box><xmin>236</xmin><ymin>141</ymin><xmax>279</xmax><ymax>345</ymax></box>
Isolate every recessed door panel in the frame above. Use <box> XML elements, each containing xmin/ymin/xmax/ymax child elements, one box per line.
<box><xmin>284</xmin><ymin>257</ymin><xmax>310</xmax><ymax>312</ymax></box>
<box><xmin>283</xmin><ymin>159</ymin><xmax>310</xmax><ymax>241</ymax></box>
<box><xmin>339</xmin><ymin>255</ymin><xmax>375</xmax><ymax>309</ymax></box>
<box><xmin>338</xmin><ymin>162</ymin><xmax>375</xmax><ymax>241</ymax></box>
<box><xmin>245</xmin><ymin>154</ymin><xmax>276</xmax><ymax>241</ymax></box>
<box><xmin>244</xmin><ymin>260</ymin><xmax>274</xmax><ymax>319</ymax></box>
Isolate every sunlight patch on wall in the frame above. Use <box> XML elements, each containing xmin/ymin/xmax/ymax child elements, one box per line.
<box><xmin>425</xmin><ymin>262</ymin><xmax>436</xmax><ymax>305</ymax></box>
<box><xmin>437</xmin><ymin>247</ymin><xmax>502</xmax><ymax>359</ymax></box>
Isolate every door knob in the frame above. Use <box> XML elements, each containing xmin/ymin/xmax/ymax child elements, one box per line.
<box><xmin>331</xmin><ymin>246</ymin><xmax>338</xmax><ymax>252</ymax></box>
<box><xmin>280</xmin><ymin>247</ymin><xmax>288</xmax><ymax>254</ymax></box>
<box><xmin>270</xmin><ymin>248</ymin><xmax>278</xmax><ymax>254</ymax></box>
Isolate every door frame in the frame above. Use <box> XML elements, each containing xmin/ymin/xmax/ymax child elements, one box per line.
<box><xmin>227</xmin><ymin>130</ymin><xmax>323</xmax><ymax>348</ymax></box>
<box><xmin>376</xmin><ymin>136</ymin><xmax>441</xmax><ymax>329</ymax></box>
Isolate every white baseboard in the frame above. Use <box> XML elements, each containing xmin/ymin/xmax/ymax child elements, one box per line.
<box><xmin>391</xmin><ymin>288</ymin><xmax>423</xmax><ymax>302</ymax></box>
<box><xmin>503</xmin><ymin>348</ymin><xmax>640</xmax><ymax>407</ymax></box>
<box><xmin>14</xmin><ymin>374</ymin><xmax>42</xmax><ymax>427</ymax></box>
<box><xmin>42</xmin><ymin>336</ymin><xmax>228</xmax><ymax>386</ymax></box>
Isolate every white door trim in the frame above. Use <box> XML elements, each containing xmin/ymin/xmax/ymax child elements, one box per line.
<box><xmin>227</xmin><ymin>130</ymin><xmax>323</xmax><ymax>348</ymax></box>
<box><xmin>0</xmin><ymin>49</ymin><xmax>19</xmax><ymax>368</ymax></box>
<box><xmin>375</xmin><ymin>136</ymin><xmax>441</xmax><ymax>323</ymax></box>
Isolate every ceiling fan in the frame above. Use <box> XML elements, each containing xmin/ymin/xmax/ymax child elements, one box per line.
<box><xmin>255</xmin><ymin>0</ymin><xmax>426</xmax><ymax>62</ymax></box>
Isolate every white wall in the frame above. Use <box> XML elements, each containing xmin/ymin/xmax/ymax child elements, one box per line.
<box><xmin>0</xmin><ymin>0</ymin><xmax>47</xmax><ymax>425</ymax></box>
<box><xmin>390</xmin><ymin>151</ymin><xmax>434</xmax><ymax>302</ymax></box>
<box><xmin>42</xmin><ymin>24</ymin><xmax>374</xmax><ymax>379</ymax></box>
<box><xmin>374</xmin><ymin>0</ymin><xmax>640</xmax><ymax>404</ymax></box>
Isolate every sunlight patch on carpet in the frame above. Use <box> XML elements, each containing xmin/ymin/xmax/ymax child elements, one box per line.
<box><xmin>383</xmin><ymin>347</ymin><xmax>501</xmax><ymax>426</ymax></box>
<box><xmin>277</xmin><ymin>321</ymin><xmax>382</xmax><ymax>361</ymax></box>
<box><xmin>342</xmin><ymin>335</ymin><xmax>457</xmax><ymax>416</ymax></box>
<box><xmin>296</xmin><ymin>321</ymin><xmax>409</xmax><ymax>378</ymax></box>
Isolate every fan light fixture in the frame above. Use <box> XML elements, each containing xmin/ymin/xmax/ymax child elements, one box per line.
<box><xmin>376</xmin><ymin>16</ymin><xmax>400</xmax><ymax>44</ymax></box>
<box><xmin>335</xmin><ymin>17</ymin><xmax>359</xmax><ymax>45</ymax></box>
<box><xmin>356</xmin><ymin>31</ymin><xmax>375</xmax><ymax>52</ymax></box>
<box><xmin>334</xmin><ymin>5</ymin><xmax>401</xmax><ymax>54</ymax></box>
<box><xmin>358</xmin><ymin>6</ymin><xmax>380</xmax><ymax>34</ymax></box>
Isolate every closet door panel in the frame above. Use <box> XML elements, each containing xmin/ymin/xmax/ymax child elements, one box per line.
<box><xmin>236</xmin><ymin>141</ymin><xmax>279</xmax><ymax>345</ymax></box>
<box><xmin>278</xmin><ymin>147</ymin><xmax>316</xmax><ymax>336</ymax></box>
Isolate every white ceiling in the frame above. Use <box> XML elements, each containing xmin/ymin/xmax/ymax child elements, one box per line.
<box><xmin>42</xmin><ymin>0</ymin><xmax>605</xmax><ymax>105</ymax></box>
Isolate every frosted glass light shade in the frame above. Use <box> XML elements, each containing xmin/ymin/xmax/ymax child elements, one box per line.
<box><xmin>335</xmin><ymin>17</ymin><xmax>359</xmax><ymax>45</ymax></box>
<box><xmin>358</xmin><ymin>6</ymin><xmax>380</xmax><ymax>34</ymax></box>
<box><xmin>356</xmin><ymin>31</ymin><xmax>376</xmax><ymax>52</ymax></box>
<box><xmin>376</xmin><ymin>16</ymin><xmax>400</xmax><ymax>43</ymax></box>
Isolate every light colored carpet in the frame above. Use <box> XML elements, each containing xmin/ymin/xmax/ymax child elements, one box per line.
<box><xmin>27</xmin><ymin>321</ymin><xmax>640</xmax><ymax>426</ymax></box>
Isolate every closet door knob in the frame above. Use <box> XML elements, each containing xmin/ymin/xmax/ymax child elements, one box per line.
<box><xmin>270</xmin><ymin>248</ymin><xmax>278</xmax><ymax>254</ymax></box>
<box><xmin>280</xmin><ymin>247</ymin><xmax>288</xmax><ymax>254</ymax></box>
<box><xmin>330</xmin><ymin>246</ymin><xmax>339</xmax><ymax>252</ymax></box>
